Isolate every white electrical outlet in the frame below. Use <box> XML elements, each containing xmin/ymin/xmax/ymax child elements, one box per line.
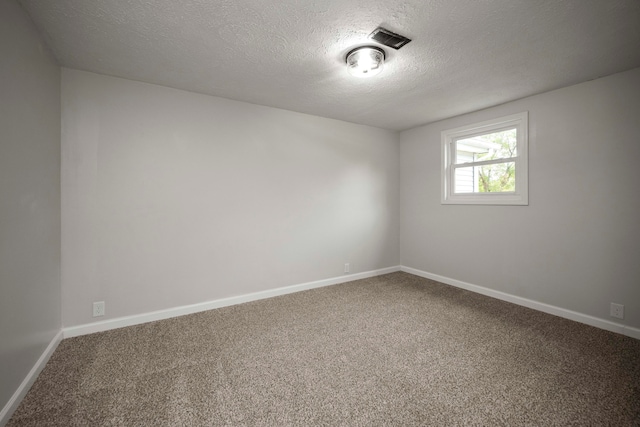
<box><xmin>93</xmin><ymin>301</ymin><xmax>105</xmax><ymax>317</ymax></box>
<box><xmin>344</xmin><ymin>263</ymin><xmax>350</xmax><ymax>273</ymax></box>
<box><xmin>610</xmin><ymin>303</ymin><xmax>624</xmax><ymax>319</ymax></box>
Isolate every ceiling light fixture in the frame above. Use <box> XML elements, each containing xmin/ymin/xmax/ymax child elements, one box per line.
<box><xmin>345</xmin><ymin>46</ymin><xmax>385</xmax><ymax>78</ymax></box>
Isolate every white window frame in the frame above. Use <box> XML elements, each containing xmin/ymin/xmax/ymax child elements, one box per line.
<box><xmin>441</xmin><ymin>112</ymin><xmax>528</xmax><ymax>205</ymax></box>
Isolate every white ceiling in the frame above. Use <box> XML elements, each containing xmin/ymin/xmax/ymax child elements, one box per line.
<box><xmin>19</xmin><ymin>0</ymin><xmax>640</xmax><ymax>131</ymax></box>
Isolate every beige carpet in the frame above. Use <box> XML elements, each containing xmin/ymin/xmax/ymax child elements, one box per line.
<box><xmin>8</xmin><ymin>272</ymin><xmax>640</xmax><ymax>426</ymax></box>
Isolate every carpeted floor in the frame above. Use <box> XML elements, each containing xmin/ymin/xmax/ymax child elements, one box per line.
<box><xmin>8</xmin><ymin>272</ymin><xmax>640</xmax><ymax>426</ymax></box>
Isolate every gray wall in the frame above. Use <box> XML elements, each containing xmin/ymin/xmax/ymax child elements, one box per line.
<box><xmin>61</xmin><ymin>69</ymin><xmax>400</xmax><ymax>327</ymax></box>
<box><xmin>0</xmin><ymin>0</ymin><xmax>61</xmax><ymax>415</ymax></box>
<box><xmin>400</xmin><ymin>67</ymin><xmax>640</xmax><ymax>330</ymax></box>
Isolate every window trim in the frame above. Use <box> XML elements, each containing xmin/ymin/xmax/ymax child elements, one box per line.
<box><xmin>441</xmin><ymin>112</ymin><xmax>528</xmax><ymax>205</ymax></box>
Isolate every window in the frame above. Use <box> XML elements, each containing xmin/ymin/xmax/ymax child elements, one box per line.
<box><xmin>441</xmin><ymin>112</ymin><xmax>528</xmax><ymax>205</ymax></box>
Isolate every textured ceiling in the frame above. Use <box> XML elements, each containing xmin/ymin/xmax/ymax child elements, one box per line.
<box><xmin>19</xmin><ymin>0</ymin><xmax>640</xmax><ymax>131</ymax></box>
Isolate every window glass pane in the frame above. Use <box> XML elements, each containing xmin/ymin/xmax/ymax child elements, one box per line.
<box><xmin>454</xmin><ymin>162</ymin><xmax>516</xmax><ymax>193</ymax></box>
<box><xmin>455</xmin><ymin>128</ymin><xmax>517</xmax><ymax>164</ymax></box>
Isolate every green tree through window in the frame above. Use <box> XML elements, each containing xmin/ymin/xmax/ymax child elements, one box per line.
<box><xmin>473</xmin><ymin>129</ymin><xmax>517</xmax><ymax>192</ymax></box>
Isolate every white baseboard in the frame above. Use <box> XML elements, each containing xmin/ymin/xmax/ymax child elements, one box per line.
<box><xmin>63</xmin><ymin>266</ymin><xmax>401</xmax><ymax>338</ymax></box>
<box><xmin>0</xmin><ymin>330</ymin><xmax>62</xmax><ymax>427</ymax></box>
<box><xmin>401</xmin><ymin>266</ymin><xmax>640</xmax><ymax>340</ymax></box>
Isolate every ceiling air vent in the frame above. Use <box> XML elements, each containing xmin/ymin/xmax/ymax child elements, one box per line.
<box><xmin>369</xmin><ymin>27</ymin><xmax>411</xmax><ymax>50</ymax></box>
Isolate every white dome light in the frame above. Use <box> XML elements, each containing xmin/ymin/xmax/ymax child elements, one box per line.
<box><xmin>346</xmin><ymin>46</ymin><xmax>385</xmax><ymax>78</ymax></box>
